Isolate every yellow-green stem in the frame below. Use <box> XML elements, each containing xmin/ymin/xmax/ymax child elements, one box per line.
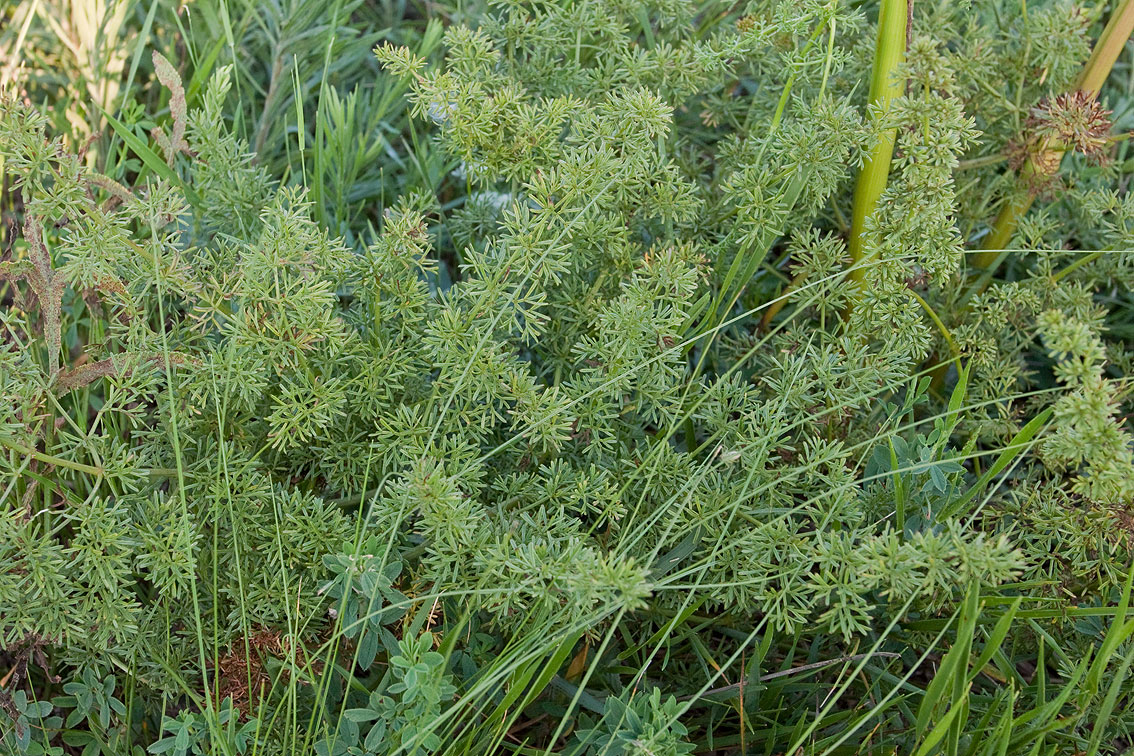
<box><xmin>0</xmin><ymin>435</ymin><xmax>178</xmax><ymax>478</ymax></box>
<box><xmin>847</xmin><ymin>0</ymin><xmax>909</xmax><ymax>287</ymax></box>
<box><xmin>1077</xmin><ymin>0</ymin><xmax>1134</xmax><ymax>98</ymax></box>
<box><xmin>974</xmin><ymin>0</ymin><xmax>1134</xmax><ymax>269</ymax></box>
<box><xmin>0</xmin><ymin>435</ymin><xmax>104</xmax><ymax>477</ymax></box>
<box><xmin>760</xmin><ymin>268</ymin><xmax>806</xmax><ymax>330</ymax></box>
<box><xmin>1051</xmin><ymin>250</ymin><xmax>1106</xmax><ymax>283</ymax></box>
<box><xmin>910</xmin><ymin>289</ymin><xmax>958</xmax><ymax>362</ymax></box>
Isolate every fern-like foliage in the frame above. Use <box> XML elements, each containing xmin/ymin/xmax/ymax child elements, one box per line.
<box><xmin>2</xmin><ymin>0</ymin><xmax>1134</xmax><ymax>754</ymax></box>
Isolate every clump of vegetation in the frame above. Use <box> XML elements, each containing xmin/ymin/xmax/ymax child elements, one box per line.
<box><xmin>2</xmin><ymin>0</ymin><xmax>1134</xmax><ymax>754</ymax></box>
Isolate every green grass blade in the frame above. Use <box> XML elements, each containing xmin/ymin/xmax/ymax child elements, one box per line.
<box><xmin>916</xmin><ymin>582</ymin><xmax>979</xmax><ymax>738</ymax></box>
<box><xmin>101</xmin><ymin>109</ymin><xmax>201</xmax><ymax>208</ymax></box>
<box><xmin>939</xmin><ymin>408</ymin><xmax>1053</xmax><ymax>520</ymax></box>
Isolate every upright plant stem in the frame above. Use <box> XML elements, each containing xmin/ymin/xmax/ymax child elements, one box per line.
<box><xmin>1078</xmin><ymin>0</ymin><xmax>1134</xmax><ymax>99</ymax></box>
<box><xmin>847</xmin><ymin>0</ymin><xmax>909</xmax><ymax>289</ymax></box>
<box><xmin>926</xmin><ymin>0</ymin><xmax>1134</xmax><ymax>391</ymax></box>
<box><xmin>973</xmin><ymin>0</ymin><xmax>1134</xmax><ymax>269</ymax></box>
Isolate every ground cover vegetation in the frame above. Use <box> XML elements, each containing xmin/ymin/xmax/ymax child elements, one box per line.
<box><xmin>2</xmin><ymin>0</ymin><xmax>1134</xmax><ymax>753</ymax></box>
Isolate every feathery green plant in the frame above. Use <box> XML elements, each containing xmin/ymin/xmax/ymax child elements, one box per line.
<box><xmin>3</xmin><ymin>1</ymin><xmax>1134</xmax><ymax>755</ymax></box>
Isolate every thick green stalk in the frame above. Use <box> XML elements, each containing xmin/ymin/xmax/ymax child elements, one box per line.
<box><xmin>847</xmin><ymin>0</ymin><xmax>909</xmax><ymax>287</ymax></box>
<box><xmin>1078</xmin><ymin>0</ymin><xmax>1134</xmax><ymax>99</ymax></box>
<box><xmin>928</xmin><ymin>0</ymin><xmax>1134</xmax><ymax>391</ymax></box>
<box><xmin>973</xmin><ymin>0</ymin><xmax>1134</xmax><ymax>269</ymax></box>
